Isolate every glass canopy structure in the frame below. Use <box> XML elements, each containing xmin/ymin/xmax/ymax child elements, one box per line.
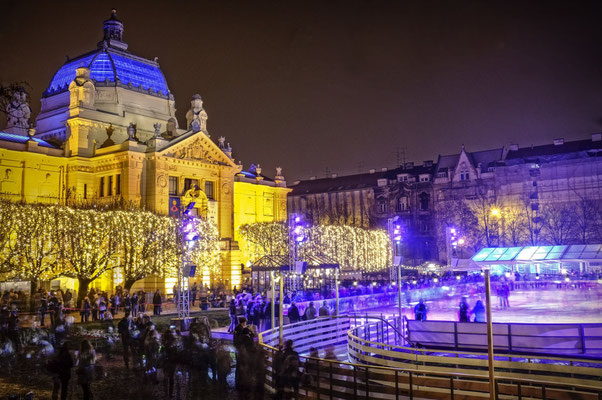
<box><xmin>472</xmin><ymin>245</ymin><xmax>602</xmax><ymax>274</ymax></box>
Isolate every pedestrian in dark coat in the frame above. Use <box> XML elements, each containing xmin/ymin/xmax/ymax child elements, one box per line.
<box><xmin>76</xmin><ymin>340</ymin><xmax>96</xmax><ymax>400</ymax></box>
<box><xmin>459</xmin><ymin>297</ymin><xmax>469</xmax><ymax>322</ymax></box>
<box><xmin>50</xmin><ymin>342</ymin><xmax>73</xmax><ymax>400</ymax></box>
<box><xmin>152</xmin><ymin>290</ymin><xmax>162</xmax><ymax>316</ymax></box>
<box><xmin>80</xmin><ymin>299</ymin><xmax>91</xmax><ymax>323</ymax></box>
<box><xmin>288</xmin><ymin>302</ymin><xmax>300</xmax><ymax>324</ymax></box>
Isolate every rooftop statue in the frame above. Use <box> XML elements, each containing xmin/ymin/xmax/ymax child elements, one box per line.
<box><xmin>5</xmin><ymin>88</ymin><xmax>31</xmax><ymax>135</ymax></box>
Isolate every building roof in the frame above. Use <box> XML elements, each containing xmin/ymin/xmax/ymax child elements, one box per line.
<box><xmin>0</xmin><ymin>131</ymin><xmax>56</xmax><ymax>148</ymax></box>
<box><xmin>289</xmin><ymin>171</ymin><xmax>388</xmax><ymax>195</ymax></box>
<box><xmin>290</xmin><ymin>163</ymin><xmax>436</xmax><ymax>195</ymax></box>
<box><xmin>472</xmin><ymin>244</ymin><xmax>602</xmax><ymax>265</ymax></box>
<box><xmin>44</xmin><ymin>48</ymin><xmax>169</xmax><ymax>97</ymax></box>
<box><xmin>505</xmin><ymin>138</ymin><xmax>602</xmax><ymax>162</ymax></box>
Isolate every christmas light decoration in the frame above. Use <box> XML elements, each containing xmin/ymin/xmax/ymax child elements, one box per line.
<box><xmin>239</xmin><ymin>221</ymin><xmax>392</xmax><ymax>272</ymax></box>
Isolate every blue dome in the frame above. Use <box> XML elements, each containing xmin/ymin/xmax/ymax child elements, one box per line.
<box><xmin>44</xmin><ymin>49</ymin><xmax>170</xmax><ymax>97</ymax></box>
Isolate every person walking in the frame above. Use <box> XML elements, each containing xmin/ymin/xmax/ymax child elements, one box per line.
<box><xmin>471</xmin><ymin>300</ymin><xmax>486</xmax><ymax>323</ymax></box>
<box><xmin>191</xmin><ymin>282</ymin><xmax>198</xmax><ymax>307</ymax></box>
<box><xmin>458</xmin><ymin>296</ymin><xmax>469</xmax><ymax>322</ymax></box>
<box><xmin>318</xmin><ymin>301</ymin><xmax>330</xmax><ymax>317</ymax></box>
<box><xmin>117</xmin><ymin>312</ymin><xmax>133</xmax><ymax>369</ymax></box>
<box><xmin>228</xmin><ymin>299</ymin><xmax>237</xmax><ymax>333</ymax></box>
<box><xmin>40</xmin><ymin>295</ymin><xmax>48</xmax><ymax>327</ymax></box>
<box><xmin>80</xmin><ymin>298</ymin><xmax>91</xmax><ymax>323</ymax></box>
<box><xmin>288</xmin><ymin>302</ymin><xmax>300</xmax><ymax>324</ymax></box>
<box><xmin>414</xmin><ymin>299</ymin><xmax>427</xmax><ymax>321</ymax></box>
<box><xmin>161</xmin><ymin>328</ymin><xmax>179</xmax><ymax>397</ymax></box>
<box><xmin>49</xmin><ymin>342</ymin><xmax>73</xmax><ymax>400</ymax></box>
<box><xmin>75</xmin><ymin>340</ymin><xmax>96</xmax><ymax>400</ymax></box>
<box><xmin>304</xmin><ymin>302</ymin><xmax>317</xmax><ymax>320</ymax></box>
<box><xmin>152</xmin><ymin>290</ymin><xmax>162</xmax><ymax>316</ymax></box>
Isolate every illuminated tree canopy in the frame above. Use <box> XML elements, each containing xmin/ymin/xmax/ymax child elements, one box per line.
<box><xmin>239</xmin><ymin>221</ymin><xmax>391</xmax><ymax>272</ymax></box>
<box><xmin>0</xmin><ymin>200</ymin><xmax>220</xmax><ymax>303</ymax></box>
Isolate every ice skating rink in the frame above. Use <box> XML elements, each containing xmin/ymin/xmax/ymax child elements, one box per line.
<box><xmin>368</xmin><ymin>284</ymin><xmax>602</xmax><ymax>324</ymax></box>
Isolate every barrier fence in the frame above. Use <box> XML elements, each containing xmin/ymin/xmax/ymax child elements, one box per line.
<box><xmin>259</xmin><ymin>315</ymin><xmax>602</xmax><ymax>400</ymax></box>
<box><xmin>405</xmin><ymin>318</ymin><xmax>602</xmax><ymax>356</ymax></box>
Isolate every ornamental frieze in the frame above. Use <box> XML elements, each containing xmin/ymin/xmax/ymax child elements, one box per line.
<box><xmin>166</xmin><ymin>138</ymin><xmax>219</xmax><ymax>165</ymax></box>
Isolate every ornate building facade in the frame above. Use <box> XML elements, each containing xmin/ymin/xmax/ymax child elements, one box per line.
<box><xmin>289</xmin><ymin>134</ymin><xmax>602</xmax><ymax>266</ymax></box>
<box><xmin>0</xmin><ymin>11</ymin><xmax>289</xmax><ymax>292</ymax></box>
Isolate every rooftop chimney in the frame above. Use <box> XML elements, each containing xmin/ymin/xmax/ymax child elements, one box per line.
<box><xmin>509</xmin><ymin>143</ymin><xmax>519</xmax><ymax>151</ymax></box>
<box><xmin>381</xmin><ymin>167</ymin><xmax>388</xmax><ymax>172</ymax></box>
<box><xmin>553</xmin><ymin>138</ymin><xmax>564</xmax><ymax>146</ymax></box>
<box><xmin>369</xmin><ymin>169</ymin><xmax>376</xmax><ymax>174</ymax></box>
<box><xmin>592</xmin><ymin>133</ymin><xmax>602</xmax><ymax>142</ymax></box>
<box><xmin>404</xmin><ymin>162</ymin><xmax>414</xmax><ymax>169</ymax></box>
<box><xmin>423</xmin><ymin>160</ymin><xmax>433</xmax><ymax>167</ymax></box>
<box><xmin>309</xmin><ymin>176</ymin><xmax>317</xmax><ymax>180</ymax></box>
<box><xmin>331</xmin><ymin>173</ymin><xmax>337</xmax><ymax>179</ymax></box>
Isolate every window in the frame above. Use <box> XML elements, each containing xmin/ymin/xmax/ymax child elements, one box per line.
<box><xmin>397</xmin><ymin>196</ymin><xmax>409</xmax><ymax>211</ymax></box>
<box><xmin>419</xmin><ymin>192</ymin><xmax>430</xmax><ymax>211</ymax></box>
<box><xmin>116</xmin><ymin>174</ymin><xmax>121</xmax><ymax>195</ymax></box>
<box><xmin>419</xmin><ymin>175</ymin><xmax>430</xmax><ymax>182</ymax></box>
<box><xmin>205</xmin><ymin>181</ymin><xmax>215</xmax><ymax>200</ymax></box>
<box><xmin>377</xmin><ymin>179</ymin><xmax>388</xmax><ymax>187</ymax></box>
<box><xmin>437</xmin><ymin>171</ymin><xmax>447</xmax><ymax>178</ymax></box>
<box><xmin>378</xmin><ymin>201</ymin><xmax>387</xmax><ymax>213</ymax></box>
<box><xmin>460</xmin><ymin>171</ymin><xmax>470</xmax><ymax>181</ymax></box>
<box><xmin>397</xmin><ymin>174</ymin><xmax>409</xmax><ymax>182</ymax></box>
<box><xmin>184</xmin><ymin>178</ymin><xmax>199</xmax><ymax>192</ymax></box>
<box><xmin>83</xmin><ymin>184</ymin><xmax>87</xmax><ymax>199</ymax></box>
<box><xmin>169</xmin><ymin>177</ymin><xmax>179</xmax><ymax>195</ymax></box>
<box><xmin>99</xmin><ymin>177</ymin><xmax>105</xmax><ymax>197</ymax></box>
<box><xmin>108</xmin><ymin>176</ymin><xmax>113</xmax><ymax>196</ymax></box>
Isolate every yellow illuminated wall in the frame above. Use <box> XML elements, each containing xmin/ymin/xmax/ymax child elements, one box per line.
<box><xmin>233</xmin><ymin>179</ymin><xmax>291</xmax><ymax>269</ymax></box>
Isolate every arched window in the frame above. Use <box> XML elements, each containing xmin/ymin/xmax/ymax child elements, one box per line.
<box><xmin>397</xmin><ymin>196</ymin><xmax>409</xmax><ymax>211</ymax></box>
<box><xmin>419</xmin><ymin>192</ymin><xmax>430</xmax><ymax>211</ymax></box>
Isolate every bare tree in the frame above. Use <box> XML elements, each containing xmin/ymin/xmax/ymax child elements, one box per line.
<box><xmin>571</xmin><ymin>196</ymin><xmax>600</xmax><ymax>244</ymax></box>
<box><xmin>503</xmin><ymin>205</ymin><xmax>529</xmax><ymax>246</ymax></box>
<box><xmin>540</xmin><ymin>202</ymin><xmax>575</xmax><ymax>245</ymax></box>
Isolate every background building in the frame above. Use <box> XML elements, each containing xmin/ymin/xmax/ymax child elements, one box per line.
<box><xmin>0</xmin><ymin>11</ymin><xmax>289</xmax><ymax>293</ymax></box>
<box><xmin>289</xmin><ymin>134</ymin><xmax>602</xmax><ymax>267</ymax></box>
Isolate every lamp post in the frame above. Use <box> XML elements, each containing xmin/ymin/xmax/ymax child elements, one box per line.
<box><xmin>484</xmin><ymin>267</ymin><xmax>496</xmax><ymax>400</ymax></box>
<box><xmin>279</xmin><ymin>272</ymin><xmax>284</xmax><ymax>347</ymax></box>
<box><xmin>271</xmin><ymin>271</ymin><xmax>275</xmax><ymax>330</ymax></box>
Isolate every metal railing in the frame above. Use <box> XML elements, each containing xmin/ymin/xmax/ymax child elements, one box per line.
<box><xmin>258</xmin><ymin>315</ymin><xmax>602</xmax><ymax>399</ymax></box>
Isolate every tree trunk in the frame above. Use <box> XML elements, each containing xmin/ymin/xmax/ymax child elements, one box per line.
<box><xmin>29</xmin><ymin>279</ymin><xmax>39</xmax><ymax>312</ymax></box>
<box><xmin>76</xmin><ymin>278</ymin><xmax>92</xmax><ymax>308</ymax></box>
<box><xmin>124</xmin><ymin>278</ymin><xmax>137</xmax><ymax>292</ymax></box>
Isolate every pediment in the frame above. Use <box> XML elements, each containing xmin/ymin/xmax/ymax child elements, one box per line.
<box><xmin>160</xmin><ymin>131</ymin><xmax>237</xmax><ymax>167</ymax></box>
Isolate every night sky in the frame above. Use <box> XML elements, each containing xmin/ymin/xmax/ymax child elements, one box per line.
<box><xmin>1</xmin><ymin>1</ymin><xmax>601</xmax><ymax>181</ymax></box>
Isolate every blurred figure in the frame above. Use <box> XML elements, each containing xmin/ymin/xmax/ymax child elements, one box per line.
<box><xmin>304</xmin><ymin>302</ymin><xmax>317</xmax><ymax>320</ymax></box>
<box><xmin>414</xmin><ymin>299</ymin><xmax>427</xmax><ymax>321</ymax></box>
<box><xmin>288</xmin><ymin>302</ymin><xmax>300</xmax><ymax>324</ymax></box>
<box><xmin>49</xmin><ymin>342</ymin><xmax>73</xmax><ymax>400</ymax></box>
<box><xmin>215</xmin><ymin>340</ymin><xmax>232</xmax><ymax>390</ymax></box>
<box><xmin>318</xmin><ymin>301</ymin><xmax>330</xmax><ymax>317</ymax></box>
<box><xmin>471</xmin><ymin>300</ymin><xmax>486</xmax><ymax>323</ymax></box>
<box><xmin>458</xmin><ymin>297</ymin><xmax>469</xmax><ymax>322</ymax></box>
<box><xmin>152</xmin><ymin>290</ymin><xmax>162</xmax><ymax>316</ymax></box>
<box><xmin>76</xmin><ymin>340</ymin><xmax>96</xmax><ymax>400</ymax></box>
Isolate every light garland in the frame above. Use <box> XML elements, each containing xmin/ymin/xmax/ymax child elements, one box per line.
<box><xmin>238</xmin><ymin>221</ymin><xmax>392</xmax><ymax>272</ymax></box>
<box><xmin>0</xmin><ymin>200</ymin><xmax>221</xmax><ymax>295</ymax></box>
